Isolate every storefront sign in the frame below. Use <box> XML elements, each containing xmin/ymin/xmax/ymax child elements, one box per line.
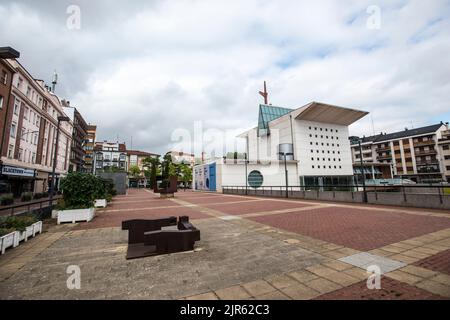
<box><xmin>1</xmin><ymin>165</ymin><xmax>36</xmax><ymax>178</ymax></box>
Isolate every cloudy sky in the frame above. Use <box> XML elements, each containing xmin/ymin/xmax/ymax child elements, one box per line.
<box><xmin>1</xmin><ymin>0</ymin><xmax>449</xmax><ymax>156</ymax></box>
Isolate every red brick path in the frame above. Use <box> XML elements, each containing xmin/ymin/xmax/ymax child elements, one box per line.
<box><xmin>249</xmin><ymin>206</ymin><xmax>450</xmax><ymax>251</ymax></box>
<box><xmin>202</xmin><ymin>200</ymin><xmax>314</xmax><ymax>215</ymax></box>
<box><xmin>315</xmin><ymin>277</ymin><xmax>445</xmax><ymax>300</ymax></box>
<box><xmin>73</xmin><ymin>189</ymin><xmax>210</xmax><ymax>230</ymax></box>
<box><xmin>414</xmin><ymin>249</ymin><xmax>450</xmax><ymax>275</ymax></box>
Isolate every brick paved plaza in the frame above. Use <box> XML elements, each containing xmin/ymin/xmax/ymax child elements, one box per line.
<box><xmin>1</xmin><ymin>189</ymin><xmax>450</xmax><ymax>300</ymax></box>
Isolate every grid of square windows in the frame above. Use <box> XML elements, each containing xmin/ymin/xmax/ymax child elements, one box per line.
<box><xmin>308</xmin><ymin>125</ymin><xmax>343</xmax><ymax>170</ymax></box>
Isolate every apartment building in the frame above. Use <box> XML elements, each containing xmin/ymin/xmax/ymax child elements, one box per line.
<box><xmin>351</xmin><ymin>122</ymin><xmax>450</xmax><ymax>183</ymax></box>
<box><xmin>168</xmin><ymin>151</ymin><xmax>195</xmax><ymax>167</ymax></box>
<box><xmin>83</xmin><ymin>125</ymin><xmax>97</xmax><ymax>173</ymax></box>
<box><xmin>62</xmin><ymin>101</ymin><xmax>88</xmax><ymax>172</ymax></box>
<box><xmin>0</xmin><ymin>49</ymin><xmax>18</xmax><ymax>169</ymax></box>
<box><xmin>127</xmin><ymin>150</ymin><xmax>159</xmax><ymax>171</ymax></box>
<box><xmin>194</xmin><ymin>102</ymin><xmax>368</xmax><ymax>191</ymax></box>
<box><xmin>93</xmin><ymin>141</ymin><xmax>127</xmax><ymax>173</ymax></box>
<box><xmin>0</xmin><ymin>55</ymin><xmax>73</xmax><ymax>196</ymax></box>
<box><xmin>127</xmin><ymin>150</ymin><xmax>159</xmax><ymax>187</ymax></box>
<box><xmin>438</xmin><ymin>128</ymin><xmax>450</xmax><ymax>182</ymax></box>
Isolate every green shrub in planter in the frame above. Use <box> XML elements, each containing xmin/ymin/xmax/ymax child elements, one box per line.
<box><xmin>0</xmin><ymin>193</ymin><xmax>14</xmax><ymax>206</ymax></box>
<box><xmin>56</xmin><ymin>198</ymin><xmax>66</xmax><ymax>210</ymax></box>
<box><xmin>0</xmin><ymin>216</ymin><xmax>37</xmax><ymax>232</ymax></box>
<box><xmin>33</xmin><ymin>193</ymin><xmax>43</xmax><ymax>200</ymax></box>
<box><xmin>61</xmin><ymin>172</ymin><xmax>108</xmax><ymax>209</ymax></box>
<box><xmin>0</xmin><ymin>228</ymin><xmax>16</xmax><ymax>237</ymax></box>
<box><xmin>21</xmin><ymin>192</ymin><xmax>33</xmax><ymax>202</ymax></box>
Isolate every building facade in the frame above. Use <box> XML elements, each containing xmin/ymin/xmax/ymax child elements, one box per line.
<box><xmin>127</xmin><ymin>150</ymin><xmax>159</xmax><ymax>171</ymax></box>
<box><xmin>0</xmin><ymin>56</ymin><xmax>73</xmax><ymax>196</ymax></box>
<box><xmin>350</xmin><ymin>123</ymin><xmax>450</xmax><ymax>183</ymax></box>
<box><xmin>169</xmin><ymin>151</ymin><xmax>195</xmax><ymax>167</ymax></box>
<box><xmin>194</xmin><ymin>102</ymin><xmax>368</xmax><ymax>192</ymax></box>
<box><xmin>126</xmin><ymin>150</ymin><xmax>159</xmax><ymax>187</ymax></box>
<box><xmin>93</xmin><ymin>141</ymin><xmax>127</xmax><ymax>173</ymax></box>
<box><xmin>62</xmin><ymin>101</ymin><xmax>88</xmax><ymax>173</ymax></box>
<box><xmin>83</xmin><ymin>125</ymin><xmax>97</xmax><ymax>173</ymax></box>
<box><xmin>438</xmin><ymin>128</ymin><xmax>450</xmax><ymax>182</ymax></box>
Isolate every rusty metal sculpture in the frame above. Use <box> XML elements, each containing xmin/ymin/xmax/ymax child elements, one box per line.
<box><xmin>153</xmin><ymin>176</ymin><xmax>178</xmax><ymax>194</ymax></box>
<box><xmin>122</xmin><ymin>216</ymin><xmax>200</xmax><ymax>260</ymax></box>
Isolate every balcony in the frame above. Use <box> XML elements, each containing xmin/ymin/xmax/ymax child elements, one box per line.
<box><xmin>403</xmin><ymin>153</ymin><xmax>412</xmax><ymax>159</ymax></box>
<box><xmin>415</xmin><ymin>149</ymin><xmax>437</xmax><ymax>156</ymax></box>
<box><xmin>377</xmin><ymin>155</ymin><xmax>392</xmax><ymax>161</ymax></box>
<box><xmin>416</xmin><ymin>160</ymin><xmax>439</xmax><ymax>166</ymax></box>
<box><xmin>376</xmin><ymin>146</ymin><xmax>391</xmax><ymax>152</ymax></box>
<box><xmin>414</xmin><ymin>140</ymin><xmax>436</xmax><ymax>147</ymax></box>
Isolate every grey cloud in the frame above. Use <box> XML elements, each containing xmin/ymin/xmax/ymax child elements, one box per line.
<box><xmin>1</xmin><ymin>0</ymin><xmax>449</xmax><ymax>155</ymax></box>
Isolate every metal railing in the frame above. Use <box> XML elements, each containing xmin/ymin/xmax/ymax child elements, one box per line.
<box><xmin>0</xmin><ymin>196</ymin><xmax>62</xmax><ymax>217</ymax></box>
<box><xmin>223</xmin><ymin>184</ymin><xmax>450</xmax><ymax>204</ymax></box>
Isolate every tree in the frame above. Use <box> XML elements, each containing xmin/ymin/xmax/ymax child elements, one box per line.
<box><xmin>179</xmin><ymin>164</ymin><xmax>192</xmax><ymax>188</ymax></box>
<box><xmin>162</xmin><ymin>153</ymin><xmax>173</xmax><ymax>179</ymax></box>
<box><xmin>128</xmin><ymin>165</ymin><xmax>141</xmax><ymax>177</ymax></box>
<box><xmin>142</xmin><ymin>156</ymin><xmax>161</xmax><ymax>188</ymax></box>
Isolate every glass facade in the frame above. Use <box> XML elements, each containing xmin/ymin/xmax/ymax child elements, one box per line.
<box><xmin>248</xmin><ymin>170</ymin><xmax>264</xmax><ymax>188</ymax></box>
<box><xmin>300</xmin><ymin>175</ymin><xmax>354</xmax><ymax>191</ymax></box>
<box><xmin>258</xmin><ymin>105</ymin><xmax>293</xmax><ymax>136</ymax></box>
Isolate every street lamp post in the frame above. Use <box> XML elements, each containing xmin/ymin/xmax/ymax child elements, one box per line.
<box><xmin>278</xmin><ymin>152</ymin><xmax>294</xmax><ymax>198</ymax></box>
<box><xmin>48</xmin><ymin>116</ymin><xmax>70</xmax><ymax>206</ymax></box>
<box><xmin>358</xmin><ymin>139</ymin><xmax>368</xmax><ymax>203</ymax></box>
<box><xmin>244</xmin><ymin>153</ymin><xmax>248</xmax><ymax>195</ymax></box>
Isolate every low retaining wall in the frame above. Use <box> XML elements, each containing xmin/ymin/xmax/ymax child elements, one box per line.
<box><xmin>224</xmin><ymin>189</ymin><xmax>450</xmax><ymax>210</ymax></box>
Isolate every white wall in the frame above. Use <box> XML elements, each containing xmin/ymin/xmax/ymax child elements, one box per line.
<box><xmin>220</xmin><ymin>162</ymin><xmax>299</xmax><ymax>191</ymax></box>
<box><xmin>245</xmin><ymin>116</ymin><xmax>354</xmax><ymax>178</ymax></box>
<box><xmin>295</xmin><ymin>120</ymin><xmax>353</xmax><ymax>176</ymax></box>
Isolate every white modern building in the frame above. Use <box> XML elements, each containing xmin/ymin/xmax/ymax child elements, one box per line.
<box><xmin>193</xmin><ymin>102</ymin><xmax>368</xmax><ymax>192</ymax></box>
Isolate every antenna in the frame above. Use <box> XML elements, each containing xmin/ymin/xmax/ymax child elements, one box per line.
<box><xmin>259</xmin><ymin>81</ymin><xmax>269</xmax><ymax>105</ymax></box>
<box><xmin>410</xmin><ymin>120</ymin><xmax>414</xmax><ymax>129</ymax></box>
<box><xmin>131</xmin><ymin>136</ymin><xmax>133</xmax><ymax>150</ymax></box>
<box><xmin>51</xmin><ymin>70</ymin><xmax>58</xmax><ymax>93</ymax></box>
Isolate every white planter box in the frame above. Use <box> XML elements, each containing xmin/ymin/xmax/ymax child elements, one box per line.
<box><xmin>25</xmin><ymin>225</ymin><xmax>33</xmax><ymax>241</ymax></box>
<box><xmin>57</xmin><ymin>208</ymin><xmax>96</xmax><ymax>224</ymax></box>
<box><xmin>94</xmin><ymin>199</ymin><xmax>107</xmax><ymax>208</ymax></box>
<box><xmin>19</xmin><ymin>231</ymin><xmax>26</xmax><ymax>242</ymax></box>
<box><xmin>18</xmin><ymin>221</ymin><xmax>43</xmax><ymax>243</ymax></box>
<box><xmin>1</xmin><ymin>231</ymin><xmax>19</xmax><ymax>255</ymax></box>
<box><xmin>33</xmin><ymin>221</ymin><xmax>42</xmax><ymax>236</ymax></box>
<box><xmin>0</xmin><ymin>221</ymin><xmax>43</xmax><ymax>254</ymax></box>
